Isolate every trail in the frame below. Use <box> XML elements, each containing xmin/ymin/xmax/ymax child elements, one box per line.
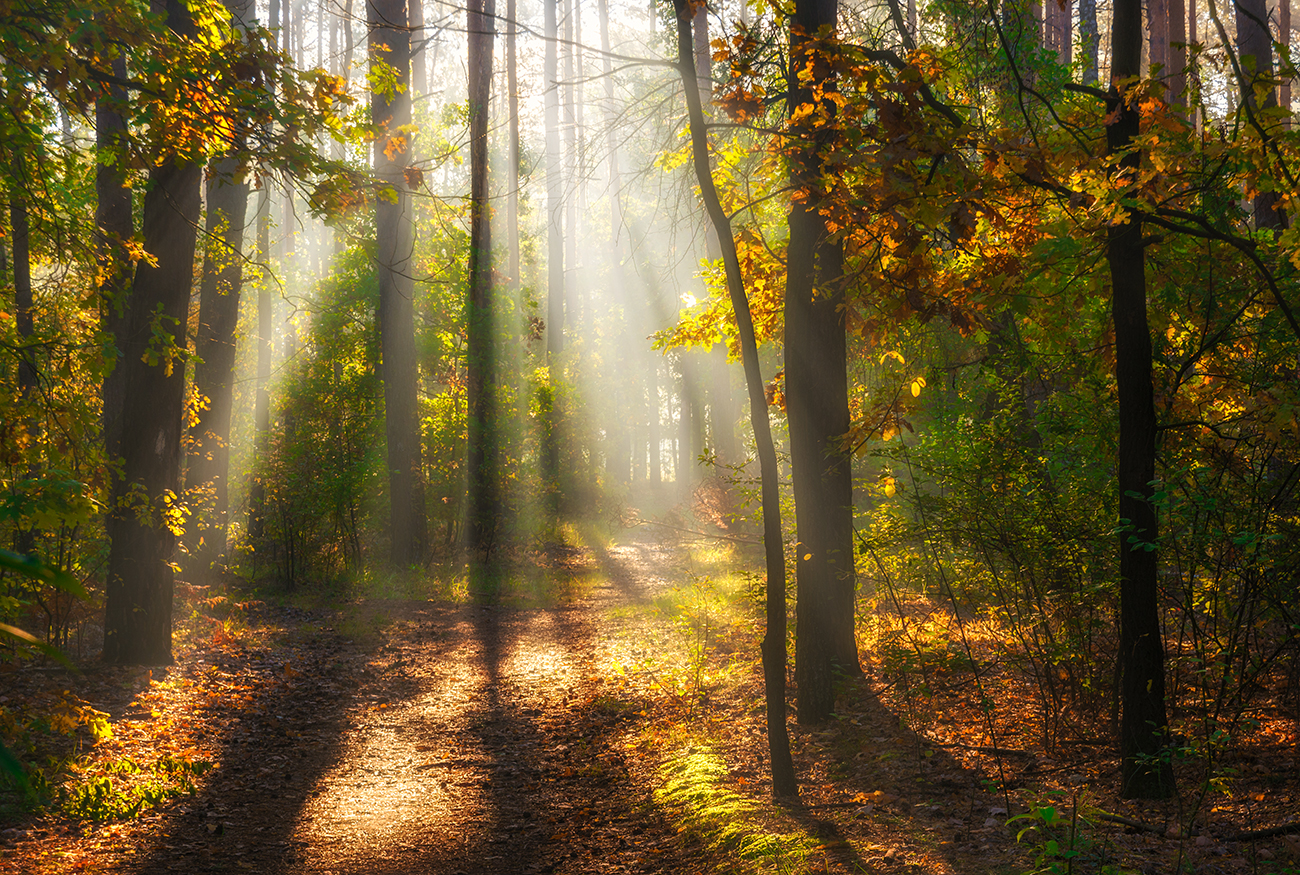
<box><xmin>5</xmin><ymin>531</ymin><xmax>712</xmax><ymax>875</ymax></box>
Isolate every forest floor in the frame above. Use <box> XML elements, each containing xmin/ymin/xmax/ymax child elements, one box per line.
<box><xmin>1</xmin><ymin>499</ymin><xmax>1298</xmax><ymax>874</ymax></box>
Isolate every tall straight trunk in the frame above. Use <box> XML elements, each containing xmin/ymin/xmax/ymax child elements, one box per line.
<box><xmin>97</xmin><ymin>51</ymin><xmax>131</xmax><ymax>463</ymax></box>
<box><xmin>1150</xmin><ymin>0</ymin><xmax>1170</xmax><ymax>77</ymax></box>
<box><xmin>563</xmin><ymin>0</ymin><xmax>578</xmax><ymax>336</ymax></box>
<box><xmin>1170</xmin><ymin>0</ymin><xmax>1187</xmax><ymax>107</ymax></box>
<box><xmin>507</xmin><ymin>0</ymin><xmax>520</xmax><ymax>288</ymax></box>
<box><xmin>544</xmin><ymin>0</ymin><xmax>564</xmax><ymax>359</ymax></box>
<box><xmin>189</xmin><ymin>0</ymin><xmax>254</xmax><ymax>581</ymax></box>
<box><xmin>1233</xmin><ymin>0</ymin><xmax>1284</xmax><ymax>226</ymax></box>
<box><xmin>787</xmin><ymin>0</ymin><xmax>859</xmax><ymax>724</ymax></box>
<box><xmin>11</xmin><ymin>171</ymin><xmax>36</xmax><ymax>406</ymax></box>
<box><xmin>599</xmin><ymin>0</ymin><xmax>633</xmax><ymax>485</ymax></box>
<box><xmin>1109</xmin><ymin>0</ymin><xmax>1175</xmax><ymax>799</ymax></box>
<box><xmin>370</xmin><ymin>0</ymin><xmax>427</xmax><ymax>566</ymax></box>
<box><xmin>1061</xmin><ymin>0</ymin><xmax>1073</xmax><ymax>67</ymax></box>
<box><xmin>467</xmin><ymin>0</ymin><xmax>498</xmax><ymax>557</ymax></box>
<box><xmin>1282</xmin><ymin>0</ymin><xmax>1291</xmax><ymax>117</ymax></box>
<box><xmin>674</xmin><ymin>0</ymin><xmax>797</xmax><ymax>795</ymax></box>
<box><xmin>411</xmin><ymin>0</ymin><xmax>427</xmax><ymax>98</ymax></box>
<box><xmin>104</xmin><ymin>0</ymin><xmax>202</xmax><ymax>667</ymax></box>
<box><xmin>1079</xmin><ymin>0</ymin><xmax>1099</xmax><ymax>82</ymax></box>
<box><xmin>250</xmin><ymin>182</ymin><xmax>272</xmax><ymax>542</ymax></box>
<box><xmin>648</xmin><ymin>360</ymin><xmax>661</xmax><ymax>484</ymax></box>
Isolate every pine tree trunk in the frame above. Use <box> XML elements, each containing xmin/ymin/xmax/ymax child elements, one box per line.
<box><xmin>467</xmin><ymin>0</ymin><xmax>499</xmax><ymax>558</ymax></box>
<box><xmin>1109</xmin><ymin>0</ymin><xmax>1175</xmax><ymax>799</ymax></box>
<box><xmin>370</xmin><ymin>0</ymin><xmax>427</xmax><ymax>566</ymax></box>
<box><xmin>787</xmin><ymin>0</ymin><xmax>860</xmax><ymax>724</ymax></box>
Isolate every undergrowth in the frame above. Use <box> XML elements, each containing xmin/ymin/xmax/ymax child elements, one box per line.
<box><xmin>654</xmin><ymin>744</ymin><xmax>820</xmax><ymax>874</ymax></box>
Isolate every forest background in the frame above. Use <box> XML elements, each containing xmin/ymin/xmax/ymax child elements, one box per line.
<box><xmin>0</xmin><ymin>0</ymin><xmax>1298</xmax><ymax>867</ymax></box>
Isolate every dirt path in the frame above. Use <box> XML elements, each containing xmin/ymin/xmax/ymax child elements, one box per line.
<box><xmin>2</xmin><ymin>532</ymin><xmax>716</xmax><ymax>875</ymax></box>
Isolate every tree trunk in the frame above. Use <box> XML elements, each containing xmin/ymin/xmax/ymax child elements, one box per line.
<box><xmin>507</xmin><ymin>0</ymin><xmax>520</xmax><ymax>288</ymax></box>
<box><xmin>1283</xmin><ymin>0</ymin><xmax>1291</xmax><ymax>119</ymax></box>
<box><xmin>411</xmin><ymin>0</ymin><xmax>427</xmax><ymax>98</ymax></box>
<box><xmin>1233</xmin><ymin>0</ymin><xmax>1284</xmax><ymax>226</ymax></box>
<box><xmin>97</xmin><ymin>51</ymin><xmax>131</xmax><ymax>464</ymax></box>
<box><xmin>787</xmin><ymin>0</ymin><xmax>860</xmax><ymax>724</ymax></box>
<box><xmin>250</xmin><ymin>182</ymin><xmax>272</xmax><ymax>543</ymax></box>
<box><xmin>467</xmin><ymin>0</ymin><xmax>499</xmax><ymax>558</ymax></box>
<box><xmin>1079</xmin><ymin>0</ymin><xmax>1099</xmax><ymax>83</ymax></box>
<box><xmin>674</xmin><ymin>0</ymin><xmax>797</xmax><ymax>794</ymax></box>
<box><xmin>189</xmin><ymin>0</ymin><xmax>254</xmax><ymax>582</ymax></box>
<box><xmin>563</xmin><ymin>0</ymin><xmax>579</xmax><ymax>336</ymax></box>
<box><xmin>370</xmin><ymin>0</ymin><xmax>427</xmax><ymax>566</ymax></box>
<box><xmin>1170</xmin><ymin>0</ymin><xmax>1187</xmax><ymax>109</ymax></box>
<box><xmin>1150</xmin><ymin>0</ymin><xmax>1169</xmax><ymax>78</ymax></box>
<box><xmin>545</xmin><ymin>0</ymin><xmax>564</xmax><ymax>361</ymax></box>
<box><xmin>103</xmin><ymin>0</ymin><xmax>202</xmax><ymax>666</ymax></box>
<box><xmin>1109</xmin><ymin>0</ymin><xmax>1175</xmax><ymax>799</ymax></box>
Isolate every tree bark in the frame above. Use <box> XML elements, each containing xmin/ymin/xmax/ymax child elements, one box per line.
<box><xmin>1079</xmin><ymin>0</ymin><xmax>1099</xmax><ymax>83</ymax></box>
<box><xmin>467</xmin><ymin>0</ymin><xmax>499</xmax><ymax>558</ymax></box>
<box><xmin>507</xmin><ymin>0</ymin><xmax>520</xmax><ymax>289</ymax></box>
<box><xmin>1233</xmin><ymin>0</ymin><xmax>1284</xmax><ymax>226</ymax></box>
<box><xmin>370</xmin><ymin>0</ymin><xmax>428</xmax><ymax>566</ymax></box>
<box><xmin>674</xmin><ymin>0</ymin><xmax>797</xmax><ymax>795</ymax></box>
<box><xmin>189</xmin><ymin>0</ymin><xmax>254</xmax><ymax>582</ymax></box>
<box><xmin>1150</xmin><ymin>0</ymin><xmax>1169</xmax><ymax>78</ymax></box>
<box><xmin>97</xmin><ymin>51</ymin><xmax>132</xmax><ymax>464</ymax></box>
<box><xmin>545</xmin><ymin>0</ymin><xmax>564</xmax><ymax>362</ymax></box>
<box><xmin>1109</xmin><ymin>0</ymin><xmax>1175</xmax><ymax>799</ymax></box>
<box><xmin>787</xmin><ymin>0</ymin><xmax>860</xmax><ymax>724</ymax></box>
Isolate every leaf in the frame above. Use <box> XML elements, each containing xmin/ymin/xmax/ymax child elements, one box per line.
<box><xmin>0</xmin><ymin>549</ymin><xmax>88</xmax><ymax>599</ymax></box>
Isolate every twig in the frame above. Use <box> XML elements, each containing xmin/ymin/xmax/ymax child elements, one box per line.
<box><xmin>1225</xmin><ymin>823</ymin><xmax>1300</xmax><ymax>842</ymax></box>
<box><xmin>1095</xmin><ymin>812</ymin><xmax>1166</xmax><ymax>835</ymax></box>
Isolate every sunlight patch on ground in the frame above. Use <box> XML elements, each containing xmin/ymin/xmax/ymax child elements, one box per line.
<box><xmin>289</xmin><ymin>649</ymin><xmax>489</xmax><ymax>869</ymax></box>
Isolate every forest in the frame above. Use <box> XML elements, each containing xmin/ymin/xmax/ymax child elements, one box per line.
<box><xmin>0</xmin><ymin>0</ymin><xmax>1298</xmax><ymax>871</ymax></box>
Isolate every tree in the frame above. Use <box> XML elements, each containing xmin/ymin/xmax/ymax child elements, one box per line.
<box><xmin>674</xmin><ymin>0</ymin><xmax>797</xmax><ymax>796</ymax></box>
<box><xmin>369</xmin><ymin>0</ymin><xmax>427</xmax><ymax>566</ymax></box>
<box><xmin>188</xmin><ymin>0</ymin><xmax>255</xmax><ymax>582</ymax></box>
<box><xmin>1108</xmin><ymin>0</ymin><xmax>1175</xmax><ymax>799</ymax></box>
<box><xmin>785</xmin><ymin>0</ymin><xmax>861</xmax><ymax>723</ymax></box>
<box><xmin>103</xmin><ymin>0</ymin><xmax>204</xmax><ymax>666</ymax></box>
<box><xmin>466</xmin><ymin>0</ymin><xmax>499</xmax><ymax>557</ymax></box>
<box><xmin>96</xmin><ymin>48</ymin><xmax>131</xmax><ymax>464</ymax></box>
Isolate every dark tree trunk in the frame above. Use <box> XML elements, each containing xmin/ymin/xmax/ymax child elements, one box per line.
<box><xmin>786</xmin><ymin>0</ymin><xmax>859</xmax><ymax>724</ymax></box>
<box><xmin>103</xmin><ymin>0</ymin><xmax>202</xmax><ymax>666</ymax></box>
<box><xmin>1233</xmin><ymin>0</ymin><xmax>1285</xmax><ymax>226</ymax></box>
<box><xmin>189</xmin><ymin>162</ymin><xmax>250</xmax><ymax>579</ymax></box>
<box><xmin>674</xmin><ymin>0</ymin><xmax>797</xmax><ymax>795</ymax></box>
<box><xmin>467</xmin><ymin>0</ymin><xmax>499</xmax><ymax>558</ymax></box>
<box><xmin>370</xmin><ymin>0</ymin><xmax>427</xmax><ymax>567</ymax></box>
<box><xmin>1150</xmin><ymin>0</ymin><xmax>1169</xmax><ymax>77</ymax></box>
<box><xmin>189</xmin><ymin>0</ymin><xmax>254</xmax><ymax>582</ymax></box>
<box><xmin>97</xmin><ymin>51</ymin><xmax>132</xmax><ymax>463</ymax></box>
<box><xmin>11</xmin><ymin>175</ymin><xmax>36</xmax><ymax>405</ymax></box>
<box><xmin>1109</xmin><ymin>0</ymin><xmax>1175</xmax><ymax>799</ymax></box>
